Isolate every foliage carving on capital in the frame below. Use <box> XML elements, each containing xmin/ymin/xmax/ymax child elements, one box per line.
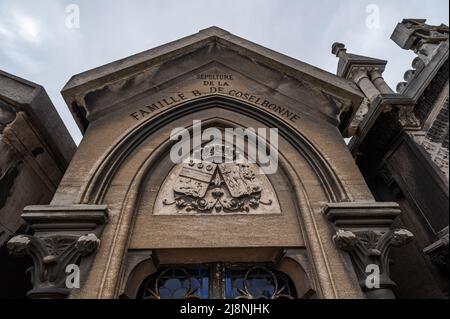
<box><xmin>7</xmin><ymin>233</ymin><xmax>101</xmax><ymax>298</ymax></box>
<box><xmin>76</xmin><ymin>233</ymin><xmax>101</xmax><ymax>256</ymax></box>
<box><xmin>333</xmin><ymin>228</ymin><xmax>414</xmax><ymax>289</ymax></box>
<box><xmin>397</xmin><ymin>105</ymin><xmax>421</xmax><ymax>129</ymax></box>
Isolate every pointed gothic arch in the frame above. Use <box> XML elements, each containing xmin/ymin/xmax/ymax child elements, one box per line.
<box><xmin>77</xmin><ymin>95</ymin><xmax>350</xmax><ymax>205</ymax></box>
<box><xmin>71</xmin><ymin>96</ymin><xmax>362</xmax><ymax>299</ymax></box>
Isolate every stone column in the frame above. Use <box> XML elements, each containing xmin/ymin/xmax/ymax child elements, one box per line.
<box><xmin>7</xmin><ymin>205</ymin><xmax>108</xmax><ymax>299</ymax></box>
<box><xmin>323</xmin><ymin>202</ymin><xmax>414</xmax><ymax>299</ymax></box>
<box><xmin>370</xmin><ymin>70</ymin><xmax>395</xmax><ymax>94</ymax></box>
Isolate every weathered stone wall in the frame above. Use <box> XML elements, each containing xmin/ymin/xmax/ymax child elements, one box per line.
<box><xmin>420</xmin><ymin>91</ymin><xmax>449</xmax><ymax>178</ymax></box>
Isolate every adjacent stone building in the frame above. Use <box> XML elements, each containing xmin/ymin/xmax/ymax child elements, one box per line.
<box><xmin>338</xmin><ymin>19</ymin><xmax>449</xmax><ymax>298</ymax></box>
<box><xmin>1</xmin><ymin>19</ymin><xmax>448</xmax><ymax>299</ymax></box>
<box><xmin>0</xmin><ymin>71</ymin><xmax>76</xmax><ymax>298</ymax></box>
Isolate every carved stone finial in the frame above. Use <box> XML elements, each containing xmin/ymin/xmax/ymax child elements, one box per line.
<box><xmin>332</xmin><ymin>42</ymin><xmax>347</xmax><ymax>57</ymax></box>
<box><xmin>392</xmin><ymin>19</ymin><xmax>449</xmax><ymax>50</ymax></box>
<box><xmin>331</xmin><ymin>44</ymin><xmax>388</xmax><ymax>100</ymax></box>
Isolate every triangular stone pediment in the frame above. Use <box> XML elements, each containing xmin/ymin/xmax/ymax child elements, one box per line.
<box><xmin>86</xmin><ymin>62</ymin><xmax>347</xmax><ymax>127</ymax></box>
<box><xmin>62</xmin><ymin>26</ymin><xmax>364</xmax><ymax>135</ymax></box>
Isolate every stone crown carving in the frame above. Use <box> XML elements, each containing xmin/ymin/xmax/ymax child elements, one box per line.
<box><xmin>157</xmin><ymin>145</ymin><xmax>280</xmax><ymax>215</ymax></box>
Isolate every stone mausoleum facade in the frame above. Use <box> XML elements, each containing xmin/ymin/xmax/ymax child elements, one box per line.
<box><xmin>0</xmin><ymin>19</ymin><xmax>448</xmax><ymax>299</ymax></box>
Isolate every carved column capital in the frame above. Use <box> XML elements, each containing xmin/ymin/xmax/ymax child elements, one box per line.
<box><xmin>397</xmin><ymin>105</ymin><xmax>421</xmax><ymax>129</ymax></box>
<box><xmin>323</xmin><ymin>202</ymin><xmax>414</xmax><ymax>299</ymax></box>
<box><xmin>7</xmin><ymin>205</ymin><xmax>108</xmax><ymax>299</ymax></box>
<box><xmin>351</xmin><ymin>68</ymin><xmax>369</xmax><ymax>83</ymax></box>
<box><xmin>424</xmin><ymin>231</ymin><xmax>449</xmax><ymax>271</ymax></box>
<box><xmin>333</xmin><ymin>229</ymin><xmax>413</xmax><ymax>289</ymax></box>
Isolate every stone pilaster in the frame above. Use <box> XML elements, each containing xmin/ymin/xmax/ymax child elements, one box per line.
<box><xmin>323</xmin><ymin>202</ymin><xmax>414</xmax><ymax>299</ymax></box>
<box><xmin>7</xmin><ymin>205</ymin><xmax>108</xmax><ymax>299</ymax></box>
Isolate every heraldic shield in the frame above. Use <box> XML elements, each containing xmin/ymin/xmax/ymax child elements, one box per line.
<box><xmin>164</xmin><ymin>159</ymin><xmax>272</xmax><ymax>214</ymax></box>
<box><xmin>174</xmin><ymin>161</ymin><xmax>218</xmax><ymax>198</ymax></box>
<box><xmin>218</xmin><ymin>163</ymin><xmax>262</xmax><ymax>198</ymax></box>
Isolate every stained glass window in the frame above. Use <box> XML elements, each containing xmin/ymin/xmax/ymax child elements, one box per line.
<box><xmin>138</xmin><ymin>266</ymin><xmax>209</xmax><ymax>299</ymax></box>
<box><xmin>226</xmin><ymin>266</ymin><xmax>297</xmax><ymax>299</ymax></box>
<box><xmin>138</xmin><ymin>264</ymin><xmax>297</xmax><ymax>299</ymax></box>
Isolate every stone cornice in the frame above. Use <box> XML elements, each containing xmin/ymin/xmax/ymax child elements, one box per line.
<box><xmin>324</xmin><ymin>202</ymin><xmax>401</xmax><ymax>230</ymax></box>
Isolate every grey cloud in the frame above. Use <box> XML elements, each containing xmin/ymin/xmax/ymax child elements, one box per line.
<box><xmin>0</xmin><ymin>0</ymin><xmax>448</xmax><ymax>144</ymax></box>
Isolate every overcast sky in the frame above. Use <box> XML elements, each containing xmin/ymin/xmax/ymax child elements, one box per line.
<box><xmin>0</xmin><ymin>0</ymin><xmax>448</xmax><ymax>144</ymax></box>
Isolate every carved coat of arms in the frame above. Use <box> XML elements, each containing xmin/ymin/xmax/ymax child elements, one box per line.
<box><xmin>163</xmin><ymin>160</ymin><xmax>272</xmax><ymax>213</ymax></box>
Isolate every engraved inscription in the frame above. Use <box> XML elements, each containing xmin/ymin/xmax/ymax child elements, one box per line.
<box><xmin>129</xmin><ymin>73</ymin><xmax>300</xmax><ymax>124</ymax></box>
